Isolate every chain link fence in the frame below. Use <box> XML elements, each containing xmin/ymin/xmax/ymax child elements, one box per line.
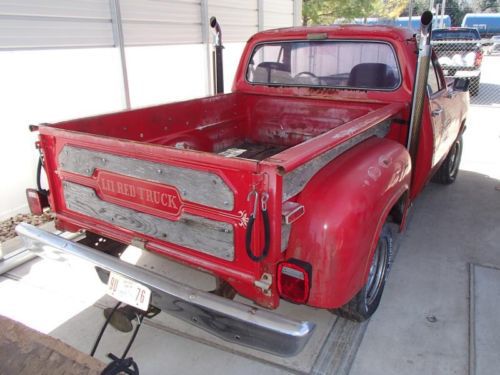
<box><xmin>336</xmin><ymin>10</ymin><xmax>500</xmax><ymax>108</ymax></box>
<box><xmin>427</xmin><ymin>11</ymin><xmax>500</xmax><ymax>107</ymax></box>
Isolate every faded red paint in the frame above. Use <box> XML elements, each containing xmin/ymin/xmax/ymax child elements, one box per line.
<box><xmin>96</xmin><ymin>171</ymin><xmax>183</xmax><ymax>219</ymax></box>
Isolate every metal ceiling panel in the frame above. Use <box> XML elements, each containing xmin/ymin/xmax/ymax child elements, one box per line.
<box><xmin>123</xmin><ymin>22</ymin><xmax>202</xmax><ymax>45</ymax></box>
<box><xmin>208</xmin><ymin>0</ymin><xmax>258</xmax><ymax>42</ymax></box>
<box><xmin>0</xmin><ymin>0</ymin><xmax>111</xmax><ymax>19</ymax></box>
<box><xmin>0</xmin><ymin>18</ymin><xmax>114</xmax><ymax>49</ymax></box>
<box><xmin>120</xmin><ymin>0</ymin><xmax>201</xmax><ymax>23</ymax></box>
<box><xmin>0</xmin><ymin>0</ymin><xmax>113</xmax><ymax>49</ymax></box>
<box><xmin>0</xmin><ymin>0</ymin><xmax>297</xmax><ymax>48</ymax></box>
<box><xmin>120</xmin><ymin>0</ymin><xmax>203</xmax><ymax>45</ymax></box>
<box><xmin>263</xmin><ymin>0</ymin><xmax>294</xmax><ymax>30</ymax></box>
<box><xmin>264</xmin><ymin>0</ymin><xmax>293</xmax><ymax>15</ymax></box>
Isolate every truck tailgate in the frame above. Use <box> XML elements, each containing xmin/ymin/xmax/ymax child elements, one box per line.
<box><xmin>38</xmin><ymin>126</ymin><xmax>282</xmax><ymax>307</ymax></box>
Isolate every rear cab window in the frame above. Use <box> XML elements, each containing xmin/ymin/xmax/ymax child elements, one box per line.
<box><xmin>246</xmin><ymin>41</ymin><xmax>401</xmax><ymax>91</ymax></box>
<box><xmin>432</xmin><ymin>29</ymin><xmax>481</xmax><ymax>40</ymax></box>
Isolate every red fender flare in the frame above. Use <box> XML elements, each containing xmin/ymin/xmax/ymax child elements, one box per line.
<box><xmin>285</xmin><ymin>137</ymin><xmax>411</xmax><ymax>309</ymax></box>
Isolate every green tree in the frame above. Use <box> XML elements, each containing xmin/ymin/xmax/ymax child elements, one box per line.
<box><xmin>302</xmin><ymin>0</ymin><xmax>409</xmax><ymax>25</ymax></box>
<box><xmin>399</xmin><ymin>0</ymin><xmax>428</xmax><ymax>17</ymax></box>
<box><xmin>430</xmin><ymin>0</ymin><xmax>474</xmax><ymax>26</ymax></box>
<box><xmin>476</xmin><ymin>0</ymin><xmax>499</xmax><ymax>12</ymax></box>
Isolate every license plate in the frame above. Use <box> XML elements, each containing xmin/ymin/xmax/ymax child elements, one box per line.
<box><xmin>107</xmin><ymin>272</ymin><xmax>151</xmax><ymax>311</ymax></box>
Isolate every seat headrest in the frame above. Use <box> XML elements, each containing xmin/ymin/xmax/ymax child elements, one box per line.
<box><xmin>347</xmin><ymin>63</ymin><xmax>397</xmax><ymax>89</ymax></box>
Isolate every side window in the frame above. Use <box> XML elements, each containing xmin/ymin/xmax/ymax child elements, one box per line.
<box><xmin>427</xmin><ymin>60</ymin><xmax>442</xmax><ymax>95</ymax></box>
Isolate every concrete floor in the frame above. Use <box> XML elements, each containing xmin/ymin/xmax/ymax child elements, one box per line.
<box><xmin>1</xmin><ymin>57</ymin><xmax>499</xmax><ymax>374</ymax></box>
<box><xmin>350</xmin><ymin>97</ymin><xmax>500</xmax><ymax>374</ymax></box>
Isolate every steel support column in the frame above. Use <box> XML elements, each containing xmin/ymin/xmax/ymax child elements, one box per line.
<box><xmin>109</xmin><ymin>0</ymin><xmax>131</xmax><ymax>109</ymax></box>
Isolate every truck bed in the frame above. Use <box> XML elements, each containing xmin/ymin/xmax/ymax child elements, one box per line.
<box><xmin>52</xmin><ymin>93</ymin><xmax>377</xmax><ymax>161</ymax></box>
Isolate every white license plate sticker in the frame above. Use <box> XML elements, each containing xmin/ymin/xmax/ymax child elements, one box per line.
<box><xmin>107</xmin><ymin>272</ymin><xmax>151</xmax><ymax>311</ymax></box>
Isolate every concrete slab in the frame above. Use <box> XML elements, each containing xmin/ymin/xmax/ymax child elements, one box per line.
<box><xmin>0</xmin><ymin>222</ymin><xmax>55</xmax><ymax>259</ymax></box>
<box><xmin>1</xmin><ymin>249</ymin><xmax>362</xmax><ymax>374</ymax></box>
<box><xmin>350</xmin><ymin>103</ymin><xmax>500</xmax><ymax>374</ymax></box>
<box><xmin>471</xmin><ymin>264</ymin><xmax>500</xmax><ymax>375</ymax></box>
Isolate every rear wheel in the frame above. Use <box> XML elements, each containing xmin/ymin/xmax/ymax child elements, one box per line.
<box><xmin>433</xmin><ymin>135</ymin><xmax>463</xmax><ymax>185</ymax></box>
<box><xmin>331</xmin><ymin>225</ymin><xmax>393</xmax><ymax>322</ymax></box>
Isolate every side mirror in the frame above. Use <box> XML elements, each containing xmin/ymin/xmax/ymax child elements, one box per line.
<box><xmin>453</xmin><ymin>78</ymin><xmax>469</xmax><ymax>92</ymax></box>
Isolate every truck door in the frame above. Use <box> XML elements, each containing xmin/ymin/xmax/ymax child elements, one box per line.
<box><xmin>427</xmin><ymin>57</ymin><xmax>450</xmax><ymax>166</ymax></box>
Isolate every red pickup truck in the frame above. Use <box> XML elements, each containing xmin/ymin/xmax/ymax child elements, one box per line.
<box><xmin>18</xmin><ymin>13</ymin><xmax>469</xmax><ymax>356</ymax></box>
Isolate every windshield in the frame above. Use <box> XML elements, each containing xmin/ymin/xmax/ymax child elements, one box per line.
<box><xmin>246</xmin><ymin>41</ymin><xmax>401</xmax><ymax>90</ymax></box>
<box><xmin>432</xmin><ymin>29</ymin><xmax>480</xmax><ymax>40</ymax></box>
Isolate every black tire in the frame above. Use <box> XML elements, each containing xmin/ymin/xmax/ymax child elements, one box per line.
<box><xmin>469</xmin><ymin>76</ymin><xmax>480</xmax><ymax>96</ymax></box>
<box><xmin>331</xmin><ymin>225</ymin><xmax>393</xmax><ymax>322</ymax></box>
<box><xmin>432</xmin><ymin>135</ymin><xmax>463</xmax><ymax>185</ymax></box>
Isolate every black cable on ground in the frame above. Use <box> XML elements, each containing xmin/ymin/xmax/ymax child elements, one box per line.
<box><xmin>90</xmin><ymin>301</ymin><xmax>121</xmax><ymax>357</ymax></box>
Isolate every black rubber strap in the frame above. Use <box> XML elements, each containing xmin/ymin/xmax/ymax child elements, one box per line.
<box><xmin>245</xmin><ymin>208</ymin><xmax>271</xmax><ymax>262</ymax></box>
<box><xmin>91</xmin><ymin>302</ymin><xmax>121</xmax><ymax>357</ymax></box>
<box><xmin>36</xmin><ymin>156</ymin><xmax>49</xmax><ymax>197</ymax></box>
<box><xmin>101</xmin><ymin>354</ymin><xmax>139</xmax><ymax>375</ymax></box>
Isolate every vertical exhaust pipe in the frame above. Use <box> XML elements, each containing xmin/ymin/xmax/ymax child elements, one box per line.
<box><xmin>407</xmin><ymin>11</ymin><xmax>433</xmax><ymax>164</ymax></box>
<box><xmin>210</xmin><ymin>16</ymin><xmax>224</xmax><ymax>94</ymax></box>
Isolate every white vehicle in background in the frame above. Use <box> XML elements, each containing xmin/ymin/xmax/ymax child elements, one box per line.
<box><xmin>431</xmin><ymin>27</ymin><xmax>483</xmax><ymax>96</ymax></box>
<box><xmin>487</xmin><ymin>35</ymin><xmax>500</xmax><ymax>55</ymax></box>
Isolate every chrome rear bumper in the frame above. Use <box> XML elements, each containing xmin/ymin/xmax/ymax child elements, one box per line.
<box><xmin>15</xmin><ymin>223</ymin><xmax>315</xmax><ymax>357</ymax></box>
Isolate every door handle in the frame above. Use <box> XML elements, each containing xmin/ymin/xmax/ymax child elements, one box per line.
<box><xmin>432</xmin><ymin>108</ymin><xmax>443</xmax><ymax>117</ymax></box>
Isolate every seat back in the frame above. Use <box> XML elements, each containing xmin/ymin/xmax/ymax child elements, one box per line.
<box><xmin>347</xmin><ymin>63</ymin><xmax>397</xmax><ymax>89</ymax></box>
<box><xmin>252</xmin><ymin>62</ymin><xmax>292</xmax><ymax>84</ymax></box>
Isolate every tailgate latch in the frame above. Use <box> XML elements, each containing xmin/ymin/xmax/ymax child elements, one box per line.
<box><xmin>254</xmin><ymin>273</ymin><xmax>272</xmax><ymax>296</ymax></box>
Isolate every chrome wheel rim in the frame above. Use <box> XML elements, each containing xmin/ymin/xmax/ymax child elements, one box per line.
<box><xmin>366</xmin><ymin>238</ymin><xmax>388</xmax><ymax>306</ymax></box>
<box><xmin>448</xmin><ymin>142</ymin><xmax>460</xmax><ymax>177</ymax></box>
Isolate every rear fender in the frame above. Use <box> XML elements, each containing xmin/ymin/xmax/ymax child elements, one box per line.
<box><xmin>285</xmin><ymin>137</ymin><xmax>411</xmax><ymax>309</ymax></box>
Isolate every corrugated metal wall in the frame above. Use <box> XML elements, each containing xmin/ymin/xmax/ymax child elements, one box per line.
<box><xmin>121</xmin><ymin>0</ymin><xmax>203</xmax><ymax>46</ymax></box>
<box><xmin>208</xmin><ymin>1</ymin><xmax>258</xmax><ymax>42</ymax></box>
<box><xmin>263</xmin><ymin>0</ymin><xmax>294</xmax><ymax>30</ymax></box>
<box><xmin>0</xmin><ymin>0</ymin><xmax>301</xmax><ymax>50</ymax></box>
<box><xmin>0</xmin><ymin>0</ymin><xmax>114</xmax><ymax>49</ymax></box>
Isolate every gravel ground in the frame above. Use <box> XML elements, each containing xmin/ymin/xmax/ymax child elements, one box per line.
<box><xmin>0</xmin><ymin>212</ymin><xmax>54</xmax><ymax>243</ymax></box>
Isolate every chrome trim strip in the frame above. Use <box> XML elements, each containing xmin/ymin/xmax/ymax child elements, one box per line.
<box><xmin>15</xmin><ymin>223</ymin><xmax>315</xmax><ymax>357</ymax></box>
<box><xmin>282</xmin><ymin>120</ymin><xmax>390</xmax><ymax>200</ymax></box>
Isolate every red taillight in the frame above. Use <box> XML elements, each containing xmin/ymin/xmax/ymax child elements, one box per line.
<box><xmin>277</xmin><ymin>260</ymin><xmax>312</xmax><ymax>304</ymax></box>
<box><xmin>475</xmin><ymin>50</ymin><xmax>483</xmax><ymax>67</ymax></box>
<box><xmin>26</xmin><ymin>188</ymin><xmax>49</xmax><ymax>215</ymax></box>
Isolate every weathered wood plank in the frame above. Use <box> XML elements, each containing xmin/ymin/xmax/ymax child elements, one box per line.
<box><xmin>59</xmin><ymin>145</ymin><xmax>234</xmax><ymax>210</ymax></box>
<box><xmin>282</xmin><ymin>121</ymin><xmax>391</xmax><ymax>201</ymax></box>
<box><xmin>63</xmin><ymin>182</ymin><xmax>235</xmax><ymax>261</ymax></box>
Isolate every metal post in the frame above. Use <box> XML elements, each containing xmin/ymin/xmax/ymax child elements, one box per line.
<box><xmin>440</xmin><ymin>0</ymin><xmax>446</xmax><ymax>28</ymax></box>
<box><xmin>258</xmin><ymin>0</ymin><xmax>264</xmax><ymax>31</ymax></box>
<box><xmin>293</xmin><ymin>0</ymin><xmax>303</xmax><ymax>27</ymax></box>
<box><xmin>201</xmin><ymin>0</ymin><xmax>213</xmax><ymax>96</ymax></box>
<box><xmin>408</xmin><ymin>0</ymin><xmax>414</xmax><ymax>29</ymax></box>
<box><xmin>109</xmin><ymin>0</ymin><xmax>131</xmax><ymax>109</ymax></box>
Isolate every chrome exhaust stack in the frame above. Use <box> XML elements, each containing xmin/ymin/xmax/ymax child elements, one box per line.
<box><xmin>210</xmin><ymin>16</ymin><xmax>224</xmax><ymax>94</ymax></box>
<box><xmin>407</xmin><ymin>10</ymin><xmax>433</xmax><ymax>163</ymax></box>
